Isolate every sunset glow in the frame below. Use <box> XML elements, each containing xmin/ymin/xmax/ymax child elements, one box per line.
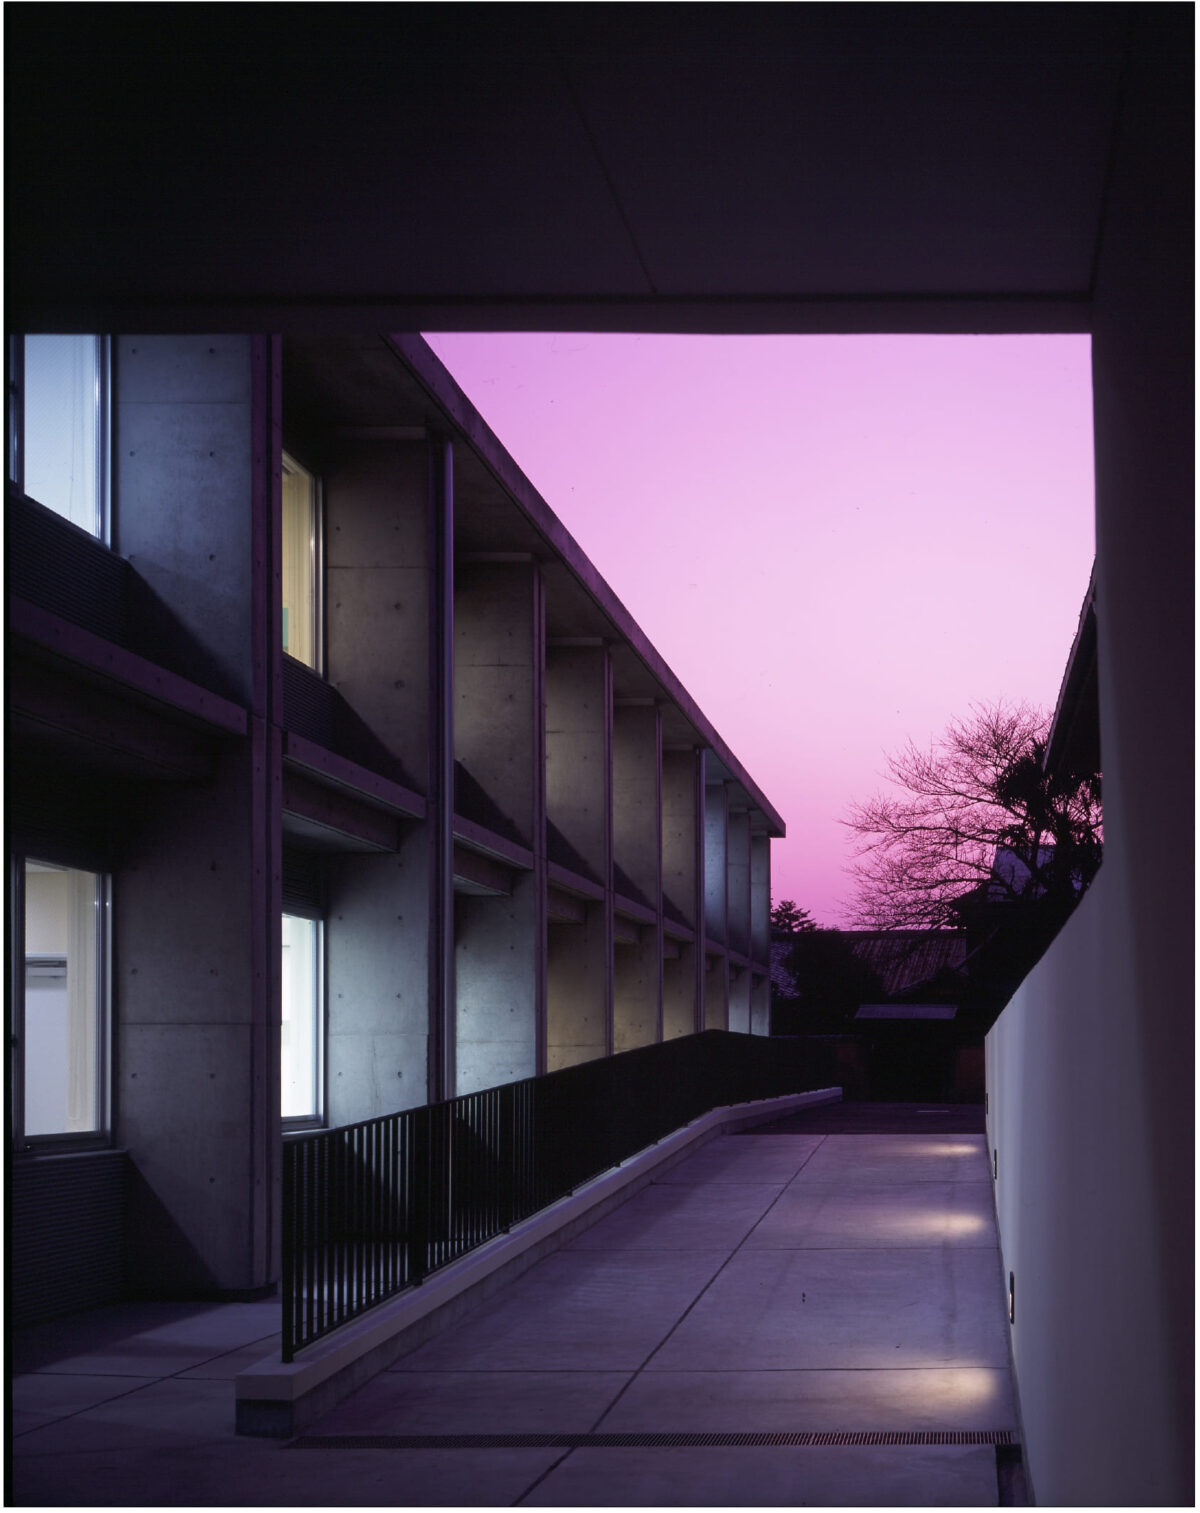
<box><xmin>425</xmin><ymin>333</ymin><xmax>1095</xmax><ymax>926</ymax></box>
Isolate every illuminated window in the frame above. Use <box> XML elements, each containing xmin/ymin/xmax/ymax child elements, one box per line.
<box><xmin>15</xmin><ymin>861</ymin><xmax>109</xmax><ymax>1145</ymax></box>
<box><xmin>281</xmin><ymin>912</ymin><xmax>323</xmax><ymax>1124</ymax></box>
<box><xmin>281</xmin><ymin>451</ymin><xmax>322</xmax><ymax>671</ymax></box>
<box><xmin>11</xmin><ymin>336</ymin><xmax>109</xmax><ymax>540</ymax></box>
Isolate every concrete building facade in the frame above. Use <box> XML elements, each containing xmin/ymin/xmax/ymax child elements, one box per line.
<box><xmin>7</xmin><ymin>6</ymin><xmax>1192</xmax><ymax>1504</ymax></box>
<box><xmin>8</xmin><ymin>332</ymin><xmax>782</xmax><ymax>1315</ymax></box>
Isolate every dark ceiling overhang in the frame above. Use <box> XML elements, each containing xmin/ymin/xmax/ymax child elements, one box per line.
<box><xmin>6</xmin><ymin>3</ymin><xmax>1157</xmax><ymax>336</ymax></box>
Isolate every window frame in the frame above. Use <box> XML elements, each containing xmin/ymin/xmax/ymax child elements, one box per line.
<box><xmin>9</xmin><ymin>334</ymin><xmax>112</xmax><ymax>544</ymax></box>
<box><xmin>280</xmin><ymin>906</ymin><xmax>326</xmax><ymax>1132</ymax></box>
<box><xmin>11</xmin><ymin>854</ymin><xmax>113</xmax><ymax>1154</ymax></box>
<box><xmin>280</xmin><ymin>447</ymin><xmax>325</xmax><ymax>677</ymax></box>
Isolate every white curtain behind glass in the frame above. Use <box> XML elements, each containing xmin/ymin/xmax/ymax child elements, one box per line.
<box><xmin>281</xmin><ymin>914</ymin><xmax>319</xmax><ymax>1119</ymax></box>
<box><xmin>23</xmin><ymin>863</ymin><xmax>100</xmax><ymax>1136</ymax></box>
<box><xmin>23</xmin><ymin>336</ymin><xmax>100</xmax><ymax>536</ymax></box>
<box><xmin>281</xmin><ymin>457</ymin><xmax>317</xmax><ymax>668</ymax></box>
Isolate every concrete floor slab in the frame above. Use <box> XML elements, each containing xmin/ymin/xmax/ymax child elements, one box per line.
<box><xmin>649</xmin><ymin>1248</ymin><xmax>1011</xmax><ymax>1371</ymax></box>
<box><xmin>13</xmin><ymin>1441</ymin><xmax>564</xmax><ymax>1507</ymax></box>
<box><xmin>10</xmin><ymin>1118</ymin><xmax>1017</xmax><ymax>1508</ymax></box>
<box><xmin>10</xmin><ymin>1372</ymin><xmax>160</xmax><ymax>1435</ymax></box>
<box><xmin>745</xmin><ymin>1181</ymin><xmax>997</xmax><ymax>1249</ymax></box>
<box><xmin>656</xmin><ymin>1134</ymin><xmax>824</xmax><ymax>1185</ymax></box>
<box><xmin>596</xmin><ymin>1367</ymin><xmax>1018</xmax><ymax>1432</ymax></box>
<box><xmin>395</xmin><ymin>1248</ymin><xmax>729</xmax><ymax>1371</ymax></box>
<box><xmin>791</xmin><ymin>1135</ymin><xmax>989</xmax><ymax>1186</ymax></box>
<box><xmin>176</xmin><ymin>1334</ymin><xmax>285</xmax><ymax>1379</ymax></box>
<box><xmin>11</xmin><ymin>1377</ymin><xmax>234</xmax><ymax>1456</ymax></box>
<box><xmin>313</xmin><ymin>1368</ymin><xmax>631</xmax><ymax>1435</ymax></box>
<box><xmin>521</xmin><ymin>1443</ymin><xmax>1000</xmax><ymax>1506</ymax></box>
<box><xmin>565</xmin><ymin>1181</ymin><xmax>784</xmax><ymax>1251</ymax></box>
<box><xmin>12</xmin><ymin>1299</ymin><xmax>282</xmax><ymax>1377</ymax></box>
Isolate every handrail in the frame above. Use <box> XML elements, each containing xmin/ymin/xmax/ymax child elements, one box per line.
<box><xmin>281</xmin><ymin>1030</ymin><xmax>817</xmax><ymax>1360</ymax></box>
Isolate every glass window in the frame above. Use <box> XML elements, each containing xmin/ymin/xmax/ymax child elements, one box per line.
<box><xmin>281</xmin><ymin>912</ymin><xmax>323</xmax><ymax>1123</ymax></box>
<box><xmin>17</xmin><ymin>336</ymin><xmax>108</xmax><ymax>539</ymax></box>
<box><xmin>17</xmin><ymin>861</ymin><xmax>108</xmax><ymax>1142</ymax></box>
<box><xmin>281</xmin><ymin>452</ymin><xmax>321</xmax><ymax>671</ymax></box>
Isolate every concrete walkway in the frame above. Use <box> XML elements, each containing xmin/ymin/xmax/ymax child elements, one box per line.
<box><xmin>10</xmin><ymin>1104</ymin><xmax>1020</xmax><ymax>1506</ymax></box>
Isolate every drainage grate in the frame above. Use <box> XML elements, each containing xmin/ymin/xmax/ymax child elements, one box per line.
<box><xmin>291</xmin><ymin>1428</ymin><xmax>1016</xmax><ymax>1450</ymax></box>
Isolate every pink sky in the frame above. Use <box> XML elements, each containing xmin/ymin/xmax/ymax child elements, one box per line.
<box><xmin>425</xmin><ymin>333</ymin><xmax>1095</xmax><ymax>926</ymax></box>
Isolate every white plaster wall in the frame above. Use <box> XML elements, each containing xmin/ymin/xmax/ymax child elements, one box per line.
<box><xmin>985</xmin><ymin>16</ymin><xmax>1191</xmax><ymax>1504</ymax></box>
<box><xmin>986</xmin><ymin>870</ymin><xmax>1183</xmax><ymax>1504</ymax></box>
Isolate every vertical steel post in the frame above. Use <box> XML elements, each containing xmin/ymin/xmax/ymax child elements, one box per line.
<box><xmin>427</xmin><ymin>433</ymin><xmax>455</xmax><ymax>1106</ymax></box>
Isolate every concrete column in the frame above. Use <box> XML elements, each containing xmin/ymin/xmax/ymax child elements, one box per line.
<box><xmin>704</xmin><ymin>778</ymin><xmax>728</xmax><ymax>945</ymax></box>
<box><xmin>114</xmin><ymin>337</ymin><xmax>279</xmax><ymax>1296</ymax></box>
<box><xmin>727</xmin><ymin>804</ymin><xmax>751</xmax><ymax>958</ymax></box>
<box><xmin>545</xmin><ymin>643</ymin><xmax>611</xmax><ymax>1069</ymax></box>
<box><xmin>751</xmin><ymin>830</ymin><xmax>771</xmax><ymax>968</ymax></box>
<box><xmin>702</xmin><ymin>775</ymin><xmax>730</xmax><ymax>1029</ymax></box>
<box><xmin>661</xmin><ymin>750</ymin><xmax>698</xmax><ymax>926</ymax></box>
<box><xmin>613</xmin><ymin>703</ymin><xmax>662</xmax><ymax>1051</ymax></box>
<box><xmin>661</xmin><ymin>747</ymin><xmax>700</xmax><ymax>1039</ymax></box>
<box><xmin>454</xmin><ymin>560</ymin><xmax>546</xmax><ymax>1093</ymax></box>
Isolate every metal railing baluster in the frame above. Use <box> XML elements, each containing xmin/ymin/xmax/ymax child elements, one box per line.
<box><xmin>280</xmin><ymin>1031</ymin><xmax>819</xmax><ymax>1355</ymax></box>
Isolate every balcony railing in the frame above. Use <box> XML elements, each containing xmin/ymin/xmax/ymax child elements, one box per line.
<box><xmin>281</xmin><ymin>1030</ymin><xmax>819</xmax><ymax>1360</ymax></box>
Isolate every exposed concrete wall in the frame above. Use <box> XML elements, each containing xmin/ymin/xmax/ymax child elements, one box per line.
<box><xmin>704</xmin><ymin>781</ymin><xmax>728</xmax><ymax>944</ymax></box>
<box><xmin>727</xmin><ymin>807</ymin><xmax>751</xmax><ymax>958</ymax></box>
<box><xmin>662</xmin><ymin>942</ymin><xmax>697</xmax><ymax>1040</ymax></box>
<box><xmin>612</xmin><ymin>704</ymin><xmax>662</xmax><ymax>1051</ymax></box>
<box><xmin>613</xmin><ymin>929</ymin><xmax>661</xmax><ymax>1052</ymax></box>
<box><xmin>117</xmin><ymin>741</ymin><xmax>278</xmax><ymax>1294</ymax></box>
<box><xmin>703</xmin><ymin>951</ymin><xmax>728</xmax><ymax>1031</ymax></box>
<box><xmin>613</xmin><ymin>704</ymin><xmax>661</xmax><ymax>904</ymax></box>
<box><xmin>985</xmin><ymin>17</ymin><xmax>1192</xmax><ymax>1505</ymax></box>
<box><xmin>727</xmin><ymin>964</ymin><xmax>751</xmax><ymax>1034</ymax></box>
<box><xmin>323</xmin><ymin>441</ymin><xmax>430</xmax><ymax>780</ymax></box>
<box><xmin>114</xmin><ymin>336</ymin><xmax>256</xmax><ymax>704</ymax></box>
<box><xmin>455</xmin><ymin>877</ymin><xmax>540</xmax><ymax>1092</ymax></box>
<box><xmin>320</xmin><ymin>441</ymin><xmax>438</xmax><ymax>1112</ymax></box>
<box><xmin>453</xmin><ymin>561</ymin><xmax>546</xmax><ymax>1092</ymax></box>
<box><xmin>325</xmin><ymin>843</ymin><xmax>429</xmax><ymax>1124</ymax></box>
<box><xmin>545</xmin><ymin>645</ymin><xmax>609</xmax><ymax>879</ymax></box>
<box><xmin>661</xmin><ymin>750</ymin><xmax>698</xmax><ymax>925</ymax></box>
<box><xmin>546</xmin><ymin>906</ymin><xmax>608</xmax><ymax>1070</ymax></box>
<box><xmin>545</xmin><ymin>645</ymin><xmax>612</xmax><ymax>1068</ymax></box>
<box><xmin>455</xmin><ymin>561</ymin><xmax>540</xmax><ymax>842</ymax></box>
